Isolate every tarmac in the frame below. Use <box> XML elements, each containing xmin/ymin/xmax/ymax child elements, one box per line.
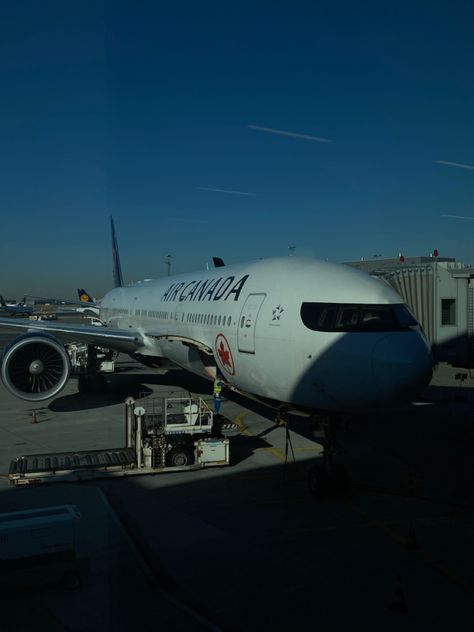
<box><xmin>1</xmin><ymin>324</ymin><xmax>474</xmax><ymax>631</ymax></box>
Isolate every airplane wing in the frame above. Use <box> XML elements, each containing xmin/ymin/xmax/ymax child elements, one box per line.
<box><xmin>0</xmin><ymin>317</ymin><xmax>144</xmax><ymax>354</ymax></box>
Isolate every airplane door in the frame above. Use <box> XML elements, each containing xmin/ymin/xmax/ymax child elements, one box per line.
<box><xmin>238</xmin><ymin>293</ymin><xmax>266</xmax><ymax>353</ymax></box>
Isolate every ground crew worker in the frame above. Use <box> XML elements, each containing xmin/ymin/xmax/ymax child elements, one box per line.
<box><xmin>275</xmin><ymin>409</ymin><xmax>288</xmax><ymax>427</ymax></box>
<box><xmin>213</xmin><ymin>375</ymin><xmax>225</xmax><ymax>415</ymax></box>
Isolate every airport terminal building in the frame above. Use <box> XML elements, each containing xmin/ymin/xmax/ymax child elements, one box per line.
<box><xmin>345</xmin><ymin>256</ymin><xmax>474</xmax><ymax>367</ymax></box>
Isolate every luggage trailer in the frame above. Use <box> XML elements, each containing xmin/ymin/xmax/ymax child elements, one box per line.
<box><xmin>9</xmin><ymin>397</ymin><xmax>230</xmax><ymax>486</ymax></box>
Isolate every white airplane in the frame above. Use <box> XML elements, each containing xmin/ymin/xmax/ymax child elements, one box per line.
<box><xmin>0</xmin><ymin>219</ymin><xmax>433</xmax><ymax>417</ymax></box>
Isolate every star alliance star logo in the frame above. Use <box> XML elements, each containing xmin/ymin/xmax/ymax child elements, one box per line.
<box><xmin>272</xmin><ymin>305</ymin><xmax>284</xmax><ymax>321</ymax></box>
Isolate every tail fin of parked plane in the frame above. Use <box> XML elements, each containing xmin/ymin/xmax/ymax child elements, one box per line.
<box><xmin>212</xmin><ymin>257</ymin><xmax>225</xmax><ymax>268</ymax></box>
<box><xmin>77</xmin><ymin>289</ymin><xmax>94</xmax><ymax>303</ymax></box>
<box><xmin>111</xmin><ymin>216</ymin><xmax>124</xmax><ymax>288</ymax></box>
<box><xmin>0</xmin><ymin>296</ymin><xmax>6</xmax><ymax>307</ymax></box>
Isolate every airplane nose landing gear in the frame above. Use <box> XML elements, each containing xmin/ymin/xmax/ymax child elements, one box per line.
<box><xmin>308</xmin><ymin>415</ymin><xmax>350</xmax><ymax>496</ymax></box>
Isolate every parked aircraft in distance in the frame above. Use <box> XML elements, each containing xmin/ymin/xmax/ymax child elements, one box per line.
<box><xmin>77</xmin><ymin>289</ymin><xmax>96</xmax><ymax>304</ymax></box>
<box><xmin>75</xmin><ymin>288</ymin><xmax>100</xmax><ymax>317</ymax></box>
<box><xmin>0</xmin><ymin>296</ymin><xmax>34</xmax><ymax>317</ymax></box>
<box><xmin>0</xmin><ymin>218</ymin><xmax>433</xmax><ymax>419</ymax></box>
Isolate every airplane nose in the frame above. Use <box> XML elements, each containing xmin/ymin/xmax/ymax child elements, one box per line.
<box><xmin>372</xmin><ymin>333</ymin><xmax>433</xmax><ymax>403</ymax></box>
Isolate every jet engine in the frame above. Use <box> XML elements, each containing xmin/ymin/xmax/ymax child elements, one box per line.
<box><xmin>1</xmin><ymin>333</ymin><xmax>71</xmax><ymax>401</ymax></box>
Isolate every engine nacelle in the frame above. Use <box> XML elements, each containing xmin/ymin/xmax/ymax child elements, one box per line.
<box><xmin>1</xmin><ymin>333</ymin><xmax>71</xmax><ymax>401</ymax></box>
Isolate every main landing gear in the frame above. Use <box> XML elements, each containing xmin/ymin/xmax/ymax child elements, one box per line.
<box><xmin>308</xmin><ymin>415</ymin><xmax>350</xmax><ymax>496</ymax></box>
<box><xmin>77</xmin><ymin>346</ymin><xmax>108</xmax><ymax>395</ymax></box>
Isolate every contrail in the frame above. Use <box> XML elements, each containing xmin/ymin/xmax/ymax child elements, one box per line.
<box><xmin>436</xmin><ymin>160</ymin><xmax>474</xmax><ymax>171</ymax></box>
<box><xmin>441</xmin><ymin>214</ymin><xmax>474</xmax><ymax>221</ymax></box>
<box><xmin>248</xmin><ymin>125</ymin><xmax>333</xmax><ymax>143</ymax></box>
<box><xmin>196</xmin><ymin>187</ymin><xmax>256</xmax><ymax>196</ymax></box>
<box><xmin>172</xmin><ymin>217</ymin><xmax>212</xmax><ymax>225</ymax></box>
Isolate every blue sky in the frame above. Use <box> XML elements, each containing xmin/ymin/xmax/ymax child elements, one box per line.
<box><xmin>1</xmin><ymin>0</ymin><xmax>473</xmax><ymax>297</ymax></box>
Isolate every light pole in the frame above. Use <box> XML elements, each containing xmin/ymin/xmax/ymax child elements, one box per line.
<box><xmin>165</xmin><ymin>254</ymin><xmax>172</xmax><ymax>276</ymax></box>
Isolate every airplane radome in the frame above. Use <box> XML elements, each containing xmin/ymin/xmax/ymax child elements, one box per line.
<box><xmin>0</xmin><ymin>256</ymin><xmax>432</xmax><ymax>413</ymax></box>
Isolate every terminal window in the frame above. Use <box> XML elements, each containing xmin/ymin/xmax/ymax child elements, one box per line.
<box><xmin>441</xmin><ymin>298</ymin><xmax>456</xmax><ymax>325</ymax></box>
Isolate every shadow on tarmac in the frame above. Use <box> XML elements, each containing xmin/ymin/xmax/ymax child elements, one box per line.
<box><xmin>99</xmin><ymin>453</ymin><xmax>474</xmax><ymax>631</ymax></box>
<box><xmin>3</xmin><ymin>364</ymin><xmax>474</xmax><ymax>630</ymax></box>
<box><xmin>48</xmin><ymin>381</ymin><xmax>154</xmax><ymax>412</ymax></box>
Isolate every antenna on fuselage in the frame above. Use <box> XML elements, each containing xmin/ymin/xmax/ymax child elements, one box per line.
<box><xmin>110</xmin><ymin>216</ymin><xmax>124</xmax><ymax>288</ymax></box>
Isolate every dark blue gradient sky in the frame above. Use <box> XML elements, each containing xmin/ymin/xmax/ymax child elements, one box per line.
<box><xmin>1</xmin><ymin>1</ymin><xmax>473</xmax><ymax>297</ymax></box>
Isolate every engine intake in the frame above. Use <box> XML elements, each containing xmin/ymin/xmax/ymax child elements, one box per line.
<box><xmin>1</xmin><ymin>334</ymin><xmax>71</xmax><ymax>401</ymax></box>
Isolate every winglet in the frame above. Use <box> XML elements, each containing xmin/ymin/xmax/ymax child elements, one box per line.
<box><xmin>111</xmin><ymin>216</ymin><xmax>124</xmax><ymax>287</ymax></box>
<box><xmin>212</xmin><ymin>257</ymin><xmax>225</xmax><ymax>268</ymax></box>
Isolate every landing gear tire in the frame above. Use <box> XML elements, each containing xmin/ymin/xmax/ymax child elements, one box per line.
<box><xmin>167</xmin><ymin>448</ymin><xmax>194</xmax><ymax>467</ymax></box>
<box><xmin>308</xmin><ymin>463</ymin><xmax>350</xmax><ymax>496</ymax></box>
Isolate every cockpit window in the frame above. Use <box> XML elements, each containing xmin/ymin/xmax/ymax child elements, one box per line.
<box><xmin>392</xmin><ymin>304</ymin><xmax>417</xmax><ymax>327</ymax></box>
<box><xmin>320</xmin><ymin>305</ymin><xmax>338</xmax><ymax>329</ymax></box>
<box><xmin>301</xmin><ymin>303</ymin><xmax>418</xmax><ymax>332</ymax></box>
<box><xmin>337</xmin><ymin>307</ymin><xmax>359</xmax><ymax>329</ymax></box>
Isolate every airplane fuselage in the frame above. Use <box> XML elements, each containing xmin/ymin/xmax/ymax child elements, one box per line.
<box><xmin>99</xmin><ymin>257</ymin><xmax>433</xmax><ymax>413</ymax></box>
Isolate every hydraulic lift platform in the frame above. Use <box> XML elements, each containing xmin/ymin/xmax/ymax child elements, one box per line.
<box><xmin>9</xmin><ymin>397</ymin><xmax>230</xmax><ymax>486</ymax></box>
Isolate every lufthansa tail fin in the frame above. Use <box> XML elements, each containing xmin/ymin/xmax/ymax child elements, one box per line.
<box><xmin>77</xmin><ymin>289</ymin><xmax>94</xmax><ymax>303</ymax></box>
<box><xmin>111</xmin><ymin>216</ymin><xmax>124</xmax><ymax>288</ymax></box>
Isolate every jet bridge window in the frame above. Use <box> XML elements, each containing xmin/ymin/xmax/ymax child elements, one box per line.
<box><xmin>300</xmin><ymin>303</ymin><xmax>417</xmax><ymax>332</ymax></box>
<box><xmin>441</xmin><ymin>298</ymin><xmax>456</xmax><ymax>325</ymax></box>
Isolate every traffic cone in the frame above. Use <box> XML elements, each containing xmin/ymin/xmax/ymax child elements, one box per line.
<box><xmin>390</xmin><ymin>576</ymin><xmax>408</xmax><ymax>613</ymax></box>
<box><xmin>31</xmin><ymin>410</ymin><xmax>38</xmax><ymax>424</ymax></box>
<box><xmin>405</xmin><ymin>520</ymin><xmax>418</xmax><ymax>551</ymax></box>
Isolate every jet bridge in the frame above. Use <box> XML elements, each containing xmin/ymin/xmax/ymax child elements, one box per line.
<box><xmin>8</xmin><ymin>397</ymin><xmax>230</xmax><ymax>486</ymax></box>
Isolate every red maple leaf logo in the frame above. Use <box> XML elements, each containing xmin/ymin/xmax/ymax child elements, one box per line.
<box><xmin>218</xmin><ymin>340</ymin><xmax>231</xmax><ymax>368</ymax></box>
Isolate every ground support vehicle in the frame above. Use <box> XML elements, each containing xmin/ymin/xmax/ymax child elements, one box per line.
<box><xmin>9</xmin><ymin>397</ymin><xmax>230</xmax><ymax>486</ymax></box>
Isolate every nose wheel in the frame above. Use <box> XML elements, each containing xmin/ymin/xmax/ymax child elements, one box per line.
<box><xmin>308</xmin><ymin>415</ymin><xmax>350</xmax><ymax>495</ymax></box>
